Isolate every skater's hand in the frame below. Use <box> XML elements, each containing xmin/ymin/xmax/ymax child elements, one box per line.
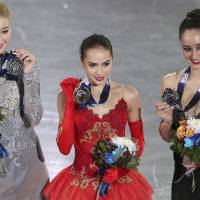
<box><xmin>13</xmin><ymin>49</ymin><xmax>36</xmax><ymax>73</ymax></box>
<box><xmin>155</xmin><ymin>101</ymin><xmax>173</xmax><ymax>124</ymax></box>
<box><xmin>60</xmin><ymin>78</ymin><xmax>80</xmax><ymax>105</ymax></box>
<box><xmin>182</xmin><ymin>155</ymin><xmax>200</xmax><ymax>171</ymax></box>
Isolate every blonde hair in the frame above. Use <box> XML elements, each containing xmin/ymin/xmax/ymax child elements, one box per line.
<box><xmin>0</xmin><ymin>2</ymin><xmax>10</xmax><ymax>21</ymax></box>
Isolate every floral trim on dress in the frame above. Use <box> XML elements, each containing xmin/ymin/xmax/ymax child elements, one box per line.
<box><xmin>80</xmin><ymin>121</ymin><xmax>117</xmax><ymax>144</ymax></box>
<box><xmin>69</xmin><ymin>165</ymin><xmax>99</xmax><ymax>191</ymax></box>
<box><xmin>117</xmin><ymin>175</ymin><xmax>133</xmax><ymax>184</ymax></box>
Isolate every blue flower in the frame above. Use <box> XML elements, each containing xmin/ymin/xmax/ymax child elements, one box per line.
<box><xmin>189</xmin><ymin>133</ymin><xmax>200</xmax><ymax>146</ymax></box>
<box><xmin>104</xmin><ymin>153</ymin><xmax>115</xmax><ymax>164</ymax></box>
<box><xmin>104</xmin><ymin>146</ymin><xmax>125</xmax><ymax>165</ymax></box>
<box><xmin>184</xmin><ymin>138</ymin><xmax>194</xmax><ymax>148</ymax></box>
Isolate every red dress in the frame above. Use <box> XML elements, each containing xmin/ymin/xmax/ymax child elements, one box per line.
<box><xmin>43</xmin><ymin>99</ymin><xmax>153</xmax><ymax>200</ymax></box>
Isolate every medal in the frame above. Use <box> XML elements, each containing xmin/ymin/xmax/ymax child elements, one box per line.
<box><xmin>74</xmin><ymin>77</ymin><xmax>110</xmax><ymax>109</ymax></box>
<box><xmin>74</xmin><ymin>83</ymin><xmax>90</xmax><ymax>104</ymax></box>
<box><xmin>162</xmin><ymin>88</ymin><xmax>181</xmax><ymax>110</ymax></box>
<box><xmin>0</xmin><ymin>50</ymin><xmax>23</xmax><ymax>81</ymax></box>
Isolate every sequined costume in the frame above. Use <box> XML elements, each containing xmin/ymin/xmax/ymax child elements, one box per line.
<box><xmin>43</xmin><ymin>78</ymin><xmax>152</xmax><ymax>200</ymax></box>
<box><xmin>0</xmin><ymin>55</ymin><xmax>49</xmax><ymax>200</ymax></box>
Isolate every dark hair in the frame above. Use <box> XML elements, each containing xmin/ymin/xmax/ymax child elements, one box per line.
<box><xmin>179</xmin><ymin>8</ymin><xmax>200</xmax><ymax>39</ymax></box>
<box><xmin>80</xmin><ymin>34</ymin><xmax>113</xmax><ymax>61</ymax></box>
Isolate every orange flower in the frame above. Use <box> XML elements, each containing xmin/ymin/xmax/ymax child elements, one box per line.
<box><xmin>179</xmin><ymin>120</ymin><xmax>188</xmax><ymax>127</ymax></box>
<box><xmin>177</xmin><ymin>126</ymin><xmax>186</xmax><ymax>139</ymax></box>
<box><xmin>185</xmin><ymin>128</ymin><xmax>195</xmax><ymax>137</ymax></box>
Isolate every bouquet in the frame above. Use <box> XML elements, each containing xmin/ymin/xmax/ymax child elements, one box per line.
<box><xmin>171</xmin><ymin>118</ymin><xmax>200</xmax><ymax>165</ymax></box>
<box><xmin>93</xmin><ymin>136</ymin><xmax>139</xmax><ymax>199</ymax></box>
<box><xmin>170</xmin><ymin>118</ymin><xmax>200</xmax><ymax>192</ymax></box>
<box><xmin>0</xmin><ymin>109</ymin><xmax>8</xmax><ymax>176</ymax></box>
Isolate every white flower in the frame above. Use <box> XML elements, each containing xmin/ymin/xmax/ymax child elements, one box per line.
<box><xmin>111</xmin><ymin>136</ymin><xmax>137</xmax><ymax>154</ymax></box>
<box><xmin>187</xmin><ymin>118</ymin><xmax>200</xmax><ymax>133</ymax></box>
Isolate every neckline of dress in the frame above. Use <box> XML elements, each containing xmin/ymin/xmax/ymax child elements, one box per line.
<box><xmin>177</xmin><ymin>67</ymin><xmax>200</xmax><ymax>112</ymax></box>
<box><xmin>86</xmin><ymin>98</ymin><xmax>128</xmax><ymax>120</ymax></box>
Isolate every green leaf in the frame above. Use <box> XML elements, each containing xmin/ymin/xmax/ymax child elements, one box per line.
<box><xmin>125</xmin><ymin>158</ymin><xmax>140</xmax><ymax>169</ymax></box>
<box><xmin>0</xmin><ymin>111</ymin><xmax>5</xmax><ymax>122</ymax></box>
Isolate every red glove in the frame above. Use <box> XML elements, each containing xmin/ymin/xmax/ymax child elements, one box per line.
<box><xmin>56</xmin><ymin>77</ymin><xmax>80</xmax><ymax>155</ymax></box>
<box><xmin>103</xmin><ymin>168</ymin><xmax>119</xmax><ymax>184</ymax></box>
<box><xmin>128</xmin><ymin>119</ymin><xmax>144</xmax><ymax>157</ymax></box>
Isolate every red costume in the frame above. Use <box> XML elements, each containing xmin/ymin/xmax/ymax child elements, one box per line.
<box><xmin>43</xmin><ymin>78</ymin><xmax>153</xmax><ymax>200</ymax></box>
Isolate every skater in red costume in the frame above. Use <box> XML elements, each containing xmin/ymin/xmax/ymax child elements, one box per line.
<box><xmin>43</xmin><ymin>34</ymin><xmax>153</xmax><ymax>200</ymax></box>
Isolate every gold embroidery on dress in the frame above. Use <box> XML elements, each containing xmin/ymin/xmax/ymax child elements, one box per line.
<box><xmin>89</xmin><ymin>162</ymin><xmax>98</xmax><ymax>171</ymax></box>
<box><xmin>69</xmin><ymin>166</ymin><xmax>99</xmax><ymax>191</ymax></box>
<box><xmin>80</xmin><ymin>121</ymin><xmax>117</xmax><ymax>143</ymax></box>
<box><xmin>117</xmin><ymin>175</ymin><xmax>133</xmax><ymax>184</ymax></box>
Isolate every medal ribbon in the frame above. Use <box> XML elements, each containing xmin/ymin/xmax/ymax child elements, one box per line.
<box><xmin>0</xmin><ymin>51</ymin><xmax>20</xmax><ymax>81</ymax></box>
<box><xmin>79</xmin><ymin>77</ymin><xmax>110</xmax><ymax>109</ymax></box>
<box><xmin>177</xmin><ymin>67</ymin><xmax>200</xmax><ymax>112</ymax></box>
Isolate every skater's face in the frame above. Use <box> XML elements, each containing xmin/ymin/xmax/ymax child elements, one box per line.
<box><xmin>180</xmin><ymin>28</ymin><xmax>200</xmax><ymax>70</ymax></box>
<box><xmin>82</xmin><ymin>47</ymin><xmax>112</xmax><ymax>86</ymax></box>
<box><xmin>0</xmin><ymin>16</ymin><xmax>11</xmax><ymax>54</ymax></box>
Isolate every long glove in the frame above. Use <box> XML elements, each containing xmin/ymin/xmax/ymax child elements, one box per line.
<box><xmin>128</xmin><ymin>119</ymin><xmax>144</xmax><ymax>157</ymax></box>
<box><xmin>56</xmin><ymin>77</ymin><xmax>80</xmax><ymax>155</ymax></box>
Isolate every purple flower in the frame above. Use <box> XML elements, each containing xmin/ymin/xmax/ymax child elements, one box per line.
<box><xmin>189</xmin><ymin>133</ymin><xmax>200</xmax><ymax>146</ymax></box>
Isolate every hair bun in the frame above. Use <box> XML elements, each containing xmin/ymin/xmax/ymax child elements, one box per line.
<box><xmin>187</xmin><ymin>8</ymin><xmax>200</xmax><ymax>19</ymax></box>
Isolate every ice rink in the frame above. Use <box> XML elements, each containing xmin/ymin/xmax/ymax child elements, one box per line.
<box><xmin>5</xmin><ymin>0</ymin><xmax>200</xmax><ymax>199</ymax></box>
